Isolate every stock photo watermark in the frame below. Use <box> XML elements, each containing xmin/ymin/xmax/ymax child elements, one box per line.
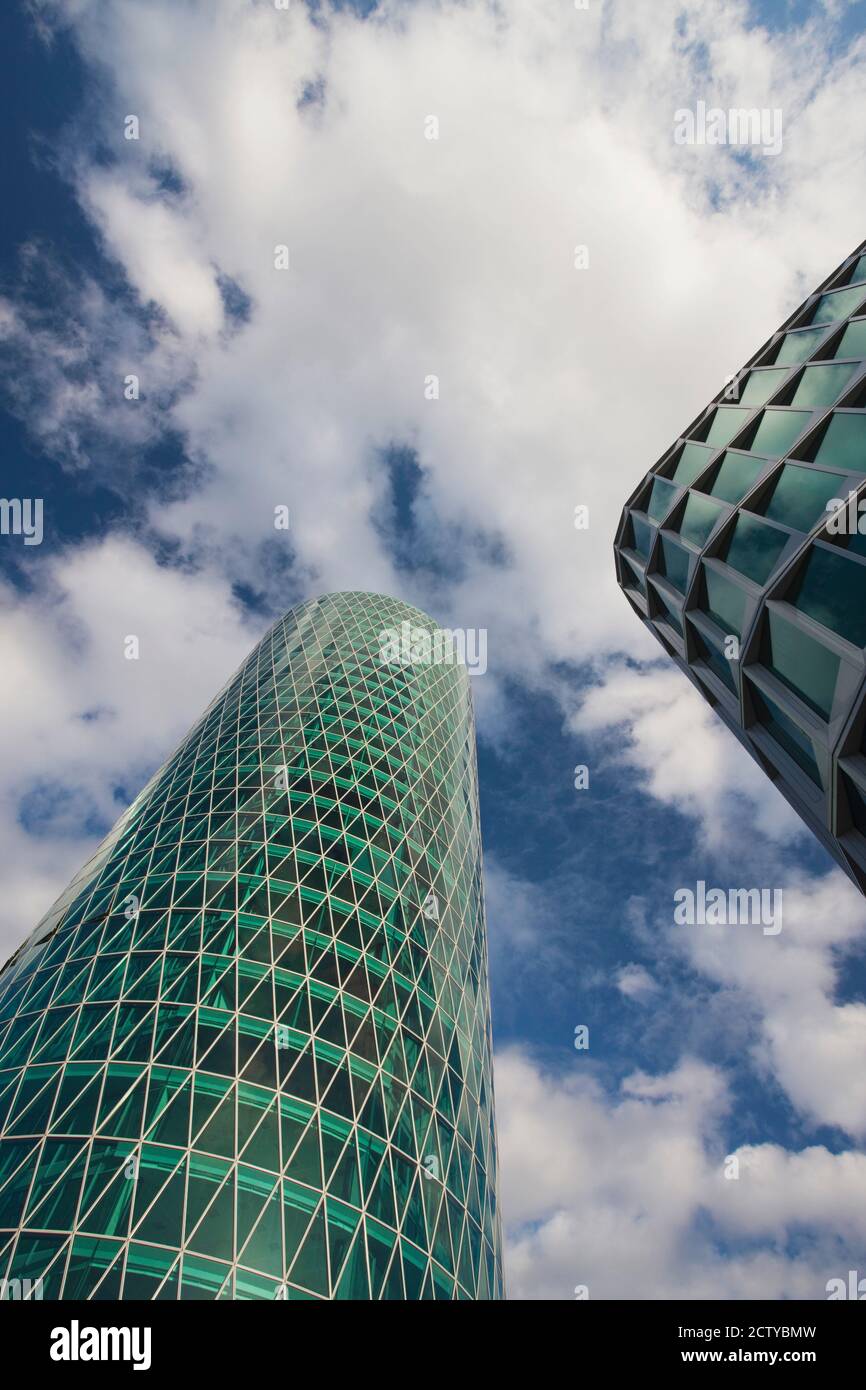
<box><xmin>379</xmin><ymin>621</ymin><xmax>487</xmax><ymax>675</ymax></box>
<box><xmin>0</xmin><ymin>497</ymin><xmax>43</xmax><ymax>545</ymax></box>
<box><xmin>674</xmin><ymin>881</ymin><xmax>783</xmax><ymax>936</ymax></box>
<box><xmin>674</xmin><ymin>101</ymin><xmax>783</xmax><ymax>157</ymax></box>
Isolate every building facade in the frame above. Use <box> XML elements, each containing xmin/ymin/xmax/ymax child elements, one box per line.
<box><xmin>0</xmin><ymin>592</ymin><xmax>503</xmax><ymax>1300</ymax></box>
<box><xmin>615</xmin><ymin>239</ymin><xmax>866</xmax><ymax>892</ymax></box>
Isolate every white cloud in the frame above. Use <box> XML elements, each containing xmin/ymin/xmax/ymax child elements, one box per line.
<box><xmin>498</xmin><ymin>1047</ymin><xmax>866</xmax><ymax>1300</ymax></box>
<box><xmin>0</xmin><ymin>538</ymin><xmax>256</xmax><ymax>955</ymax></box>
<box><xmin>2</xmin><ymin>0</ymin><xmax>866</xmax><ymax>1298</ymax></box>
<box><xmin>615</xmin><ymin>962</ymin><xmax>659</xmax><ymax>1001</ymax></box>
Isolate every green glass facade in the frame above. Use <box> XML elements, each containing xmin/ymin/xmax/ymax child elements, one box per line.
<box><xmin>615</xmin><ymin>239</ymin><xmax>866</xmax><ymax>893</ymax></box>
<box><xmin>0</xmin><ymin>592</ymin><xmax>503</xmax><ymax>1300</ymax></box>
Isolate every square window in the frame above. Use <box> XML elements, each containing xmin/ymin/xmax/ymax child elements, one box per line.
<box><xmin>748</xmin><ymin>409</ymin><xmax>811</xmax><ymax>458</ymax></box>
<box><xmin>765</xmin><ymin>609</ymin><xmax>839</xmax><ymax>719</ymax></box>
<box><xmin>789</xmin><ymin>545</ymin><xmax>866</xmax><ymax>648</ymax></box>
<box><xmin>810</xmin><ymin>285</ymin><xmax>866</xmax><ymax>326</ymax></box>
<box><xmin>723</xmin><ymin>512</ymin><xmax>789</xmax><ymax>585</ymax></box>
<box><xmin>706</xmin><ymin>452</ymin><xmax>765</xmax><ymax>504</ymax></box>
<box><xmin>813</xmin><ymin>413</ymin><xmax>866</xmax><ymax>473</ymax></box>
<box><xmin>762</xmin><ymin>464</ymin><xmax>847</xmax><ymax>533</ymax></box>
<box><xmin>791</xmin><ymin>362</ymin><xmax>858</xmax><ymax>408</ymax></box>
<box><xmin>677</xmin><ymin>492</ymin><xmax>727</xmax><ymax>548</ymax></box>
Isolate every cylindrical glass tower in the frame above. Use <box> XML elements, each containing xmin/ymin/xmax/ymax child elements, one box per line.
<box><xmin>0</xmin><ymin>592</ymin><xmax>503</xmax><ymax>1300</ymax></box>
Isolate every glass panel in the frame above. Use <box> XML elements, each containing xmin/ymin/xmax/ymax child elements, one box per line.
<box><xmin>763</xmin><ymin>464</ymin><xmax>847</xmax><ymax>533</ymax></box>
<box><xmin>834</xmin><ymin>319</ymin><xmax>866</xmax><ymax>360</ymax></box>
<box><xmin>811</xmin><ymin>285</ymin><xmax>866</xmax><ymax>326</ymax></box>
<box><xmin>702</xmin><ymin>566</ymin><xmax>746</xmax><ymax>637</ymax></box>
<box><xmin>750</xmin><ymin>686</ymin><xmax>823</xmax><ymax>786</ymax></box>
<box><xmin>842</xmin><ymin>773</ymin><xmax>866</xmax><ymax>835</ymax></box>
<box><xmin>790</xmin><ymin>545</ymin><xmax>866</xmax><ymax>647</ymax></box>
<box><xmin>791</xmin><ymin>362</ymin><xmax>857</xmax><ymax>408</ymax></box>
<box><xmin>703</xmin><ymin>407</ymin><xmax>751</xmax><ymax>448</ymax></box>
<box><xmin>691</xmin><ymin>629</ymin><xmax>737</xmax><ymax>693</ymax></box>
<box><xmin>813</xmin><ymin>413</ymin><xmax>866</xmax><ymax>473</ymax></box>
<box><xmin>659</xmin><ymin>536</ymin><xmax>691</xmax><ymax>593</ymax></box>
<box><xmin>652</xmin><ymin>586</ymin><xmax>683</xmax><ymax>635</ymax></box>
<box><xmin>774</xmin><ymin>327</ymin><xmax>826</xmax><ymax>366</ymax></box>
<box><xmin>646</xmin><ymin>476</ymin><xmax>680</xmax><ymax>523</ymax></box>
<box><xmin>623</xmin><ymin>554</ymin><xmax>646</xmax><ymax>593</ymax></box>
<box><xmin>848</xmin><ymin>255</ymin><xmax>866</xmax><ymax>286</ymax></box>
<box><xmin>739</xmin><ymin>369</ymin><xmax>789</xmax><ymax>406</ymax></box>
<box><xmin>631</xmin><ymin>514</ymin><xmax>655</xmax><ymax>560</ymax></box>
<box><xmin>748</xmin><ymin>409</ymin><xmax>811</xmax><ymax>458</ymax></box>
<box><xmin>765</xmin><ymin>609</ymin><xmax>839</xmax><ymax>718</ymax></box>
<box><xmin>706</xmin><ymin>452</ymin><xmax>765</xmax><ymax>504</ymax></box>
<box><xmin>723</xmin><ymin>512</ymin><xmax>789</xmax><ymax>585</ymax></box>
<box><xmin>671</xmin><ymin>442</ymin><xmax>715</xmax><ymax>486</ymax></box>
<box><xmin>677</xmin><ymin>492</ymin><xmax>727</xmax><ymax>547</ymax></box>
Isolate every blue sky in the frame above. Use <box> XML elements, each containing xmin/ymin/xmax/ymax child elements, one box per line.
<box><xmin>3</xmin><ymin>0</ymin><xmax>866</xmax><ymax>1299</ymax></box>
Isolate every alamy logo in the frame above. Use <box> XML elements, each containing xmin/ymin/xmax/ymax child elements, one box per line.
<box><xmin>50</xmin><ymin>1320</ymin><xmax>152</xmax><ymax>1371</ymax></box>
<box><xmin>674</xmin><ymin>101</ymin><xmax>783</xmax><ymax>157</ymax></box>
<box><xmin>826</xmin><ymin>1270</ymin><xmax>866</xmax><ymax>1299</ymax></box>
<box><xmin>0</xmin><ymin>1276</ymin><xmax>42</xmax><ymax>1299</ymax></box>
<box><xmin>674</xmin><ymin>881</ymin><xmax>782</xmax><ymax>936</ymax></box>
<box><xmin>379</xmin><ymin>621</ymin><xmax>487</xmax><ymax>675</ymax></box>
<box><xmin>826</xmin><ymin>491</ymin><xmax>866</xmax><ymax>536</ymax></box>
<box><xmin>0</xmin><ymin>497</ymin><xmax>43</xmax><ymax>545</ymax></box>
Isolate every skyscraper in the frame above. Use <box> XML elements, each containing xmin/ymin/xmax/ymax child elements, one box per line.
<box><xmin>0</xmin><ymin>592</ymin><xmax>503</xmax><ymax>1300</ymax></box>
<box><xmin>615</xmin><ymin>240</ymin><xmax>866</xmax><ymax>893</ymax></box>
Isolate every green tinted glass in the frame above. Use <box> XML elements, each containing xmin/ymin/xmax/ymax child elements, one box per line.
<box><xmin>660</xmin><ymin>536</ymin><xmax>691</xmax><ymax>593</ymax></box>
<box><xmin>739</xmin><ymin>369</ymin><xmax>789</xmax><ymax>406</ymax></box>
<box><xmin>763</xmin><ymin>464</ymin><xmax>846</xmax><ymax>532</ymax></box>
<box><xmin>672</xmin><ymin>442</ymin><xmax>715</xmax><ymax>486</ymax></box>
<box><xmin>0</xmin><ymin>592</ymin><xmax>504</xmax><ymax>1302</ymax></box>
<box><xmin>791</xmin><ymin>362</ymin><xmax>857</xmax><ymax>408</ymax></box>
<box><xmin>811</xmin><ymin>286</ymin><xmax>866</xmax><ymax>326</ymax></box>
<box><xmin>704</xmin><ymin>407</ymin><xmax>751</xmax><ymax>447</ymax></box>
<box><xmin>843</xmin><ymin>773</ymin><xmax>866</xmax><ymax>834</ymax></box>
<box><xmin>631</xmin><ymin>513</ymin><xmax>656</xmax><ymax>560</ymax></box>
<box><xmin>834</xmin><ymin>319</ymin><xmax>866</xmax><ymax>359</ymax></box>
<box><xmin>790</xmin><ymin>545</ymin><xmax>866</xmax><ymax>647</ymax></box>
<box><xmin>677</xmin><ymin>492</ymin><xmax>726</xmax><ymax>547</ymax></box>
<box><xmin>774</xmin><ymin>328</ymin><xmax>826</xmax><ymax>366</ymax></box>
<box><xmin>707</xmin><ymin>452</ymin><xmax>765</xmax><ymax>504</ymax></box>
<box><xmin>750</xmin><ymin>686</ymin><xmax>822</xmax><ymax>786</ymax></box>
<box><xmin>646</xmin><ymin>475</ymin><xmax>680</xmax><ymax>522</ymax></box>
<box><xmin>692</xmin><ymin>628</ymin><xmax>737</xmax><ymax>693</ymax></box>
<box><xmin>653</xmin><ymin>586</ymin><xmax>683</xmax><ymax>635</ymax></box>
<box><xmin>814</xmin><ymin>413</ymin><xmax>866</xmax><ymax>473</ymax></box>
<box><xmin>723</xmin><ymin>512</ymin><xmax>789</xmax><ymax>584</ymax></box>
<box><xmin>849</xmin><ymin>255</ymin><xmax>866</xmax><ymax>285</ymax></box>
<box><xmin>702</xmin><ymin>565</ymin><xmax>746</xmax><ymax>637</ymax></box>
<box><xmin>765</xmin><ymin>609</ymin><xmax>839</xmax><ymax>718</ymax></box>
<box><xmin>748</xmin><ymin>409</ymin><xmax>811</xmax><ymax>458</ymax></box>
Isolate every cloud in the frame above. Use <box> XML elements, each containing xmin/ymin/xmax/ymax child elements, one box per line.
<box><xmin>0</xmin><ymin>537</ymin><xmax>256</xmax><ymax>954</ymax></box>
<box><xmin>498</xmin><ymin>1047</ymin><xmax>866</xmax><ymax>1300</ymax></box>
<box><xmin>570</xmin><ymin>660</ymin><xmax>807</xmax><ymax>850</ymax></box>
<box><xmin>615</xmin><ymin>963</ymin><xmax>659</xmax><ymax>1001</ymax></box>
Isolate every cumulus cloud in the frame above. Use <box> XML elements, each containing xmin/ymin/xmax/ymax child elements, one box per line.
<box><xmin>497</xmin><ymin>1047</ymin><xmax>866</xmax><ymax>1300</ymax></box>
<box><xmin>0</xmin><ymin>538</ymin><xmax>256</xmax><ymax>953</ymax></box>
<box><xmin>2</xmin><ymin>0</ymin><xmax>866</xmax><ymax>1299</ymax></box>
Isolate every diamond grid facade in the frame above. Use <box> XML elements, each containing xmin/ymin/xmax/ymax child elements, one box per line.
<box><xmin>0</xmin><ymin>591</ymin><xmax>503</xmax><ymax>1300</ymax></box>
<box><xmin>615</xmin><ymin>239</ymin><xmax>866</xmax><ymax>893</ymax></box>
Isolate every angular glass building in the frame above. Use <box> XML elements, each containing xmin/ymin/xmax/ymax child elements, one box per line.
<box><xmin>615</xmin><ymin>239</ymin><xmax>866</xmax><ymax>893</ymax></box>
<box><xmin>0</xmin><ymin>592</ymin><xmax>503</xmax><ymax>1300</ymax></box>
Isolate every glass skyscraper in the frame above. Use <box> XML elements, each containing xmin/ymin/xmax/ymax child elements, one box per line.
<box><xmin>0</xmin><ymin>592</ymin><xmax>503</xmax><ymax>1300</ymax></box>
<box><xmin>615</xmin><ymin>239</ymin><xmax>866</xmax><ymax>893</ymax></box>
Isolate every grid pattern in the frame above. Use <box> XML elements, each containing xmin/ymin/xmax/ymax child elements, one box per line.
<box><xmin>0</xmin><ymin>592</ymin><xmax>503</xmax><ymax>1300</ymax></box>
<box><xmin>615</xmin><ymin>240</ymin><xmax>866</xmax><ymax>893</ymax></box>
